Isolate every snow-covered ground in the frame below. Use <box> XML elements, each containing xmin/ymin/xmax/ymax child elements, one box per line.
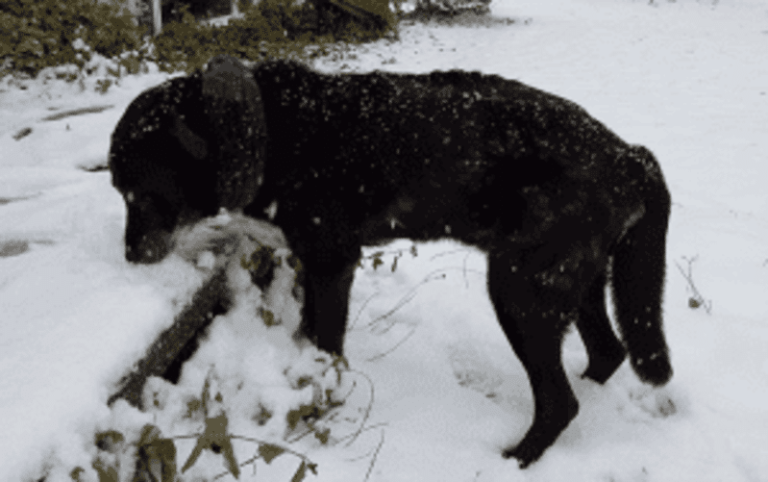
<box><xmin>2</xmin><ymin>0</ymin><xmax>768</xmax><ymax>480</ymax></box>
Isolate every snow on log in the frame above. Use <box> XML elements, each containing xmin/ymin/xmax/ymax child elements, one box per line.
<box><xmin>107</xmin><ymin>268</ymin><xmax>230</xmax><ymax>409</ymax></box>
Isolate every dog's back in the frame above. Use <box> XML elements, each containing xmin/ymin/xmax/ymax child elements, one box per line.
<box><xmin>246</xmin><ymin>61</ymin><xmax>652</xmax><ymax>250</ymax></box>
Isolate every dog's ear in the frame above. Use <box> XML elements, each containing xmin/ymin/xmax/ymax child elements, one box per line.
<box><xmin>202</xmin><ymin>55</ymin><xmax>268</xmax><ymax>211</ymax></box>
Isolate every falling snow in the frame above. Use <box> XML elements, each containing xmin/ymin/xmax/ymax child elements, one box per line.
<box><xmin>2</xmin><ymin>0</ymin><xmax>768</xmax><ymax>481</ymax></box>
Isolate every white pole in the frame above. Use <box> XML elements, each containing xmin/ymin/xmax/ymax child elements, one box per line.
<box><xmin>152</xmin><ymin>0</ymin><xmax>162</xmax><ymax>36</ymax></box>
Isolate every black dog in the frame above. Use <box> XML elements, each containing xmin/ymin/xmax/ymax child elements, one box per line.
<box><xmin>109</xmin><ymin>55</ymin><xmax>673</xmax><ymax>467</ymax></box>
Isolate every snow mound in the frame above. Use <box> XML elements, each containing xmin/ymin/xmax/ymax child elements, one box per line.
<box><xmin>39</xmin><ymin>214</ymin><xmax>349</xmax><ymax>482</ymax></box>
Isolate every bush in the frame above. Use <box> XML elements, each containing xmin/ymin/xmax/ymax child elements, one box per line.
<box><xmin>152</xmin><ymin>0</ymin><xmax>396</xmax><ymax>73</ymax></box>
<box><xmin>0</xmin><ymin>0</ymin><xmax>145</xmax><ymax>76</ymax></box>
<box><xmin>151</xmin><ymin>4</ymin><xmax>220</xmax><ymax>72</ymax></box>
<box><xmin>1</xmin><ymin>0</ymin><xmax>397</xmax><ymax>78</ymax></box>
<box><xmin>255</xmin><ymin>0</ymin><xmax>315</xmax><ymax>39</ymax></box>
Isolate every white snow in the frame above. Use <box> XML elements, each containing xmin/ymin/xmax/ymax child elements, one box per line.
<box><xmin>2</xmin><ymin>0</ymin><xmax>768</xmax><ymax>480</ymax></box>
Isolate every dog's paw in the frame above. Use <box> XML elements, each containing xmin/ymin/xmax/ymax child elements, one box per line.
<box><xmin>502</xmin><ymin>440</ymin><xmax>543</xmax><ymax>469</ymax></box>
<box><xmin>629</xmin><ymin>385</ymin><xmax>677</xmax><ymax>418</ymax></box>
<box><xmin>616</xmin><ymin>380</ymin><xmax>677</xmax><ymax>422</ymax></box>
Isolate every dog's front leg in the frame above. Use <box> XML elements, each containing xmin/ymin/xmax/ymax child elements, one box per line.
<box><xmin>299</xmin><ymin>257</ymin><xmax>358</xmax><ymax>357</ymax></box>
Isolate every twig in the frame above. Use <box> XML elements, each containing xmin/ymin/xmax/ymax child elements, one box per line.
<box><xmin>349</xmin><ymin>292</ymin><xmax>378</xmax><ymax>330</ymax></box>
<box><xmin>362</xmin><ymin>430</ymin><xmax>386</xmax><ymax>482</ymax></box>
<box><xmin>362</xmin><ymin>266</ymin><xmax>485</xmax><ymax>359</ymax></box>
<box><xmin>231</xmin><ymin>435</ymin><xmax>316</xmax><ymax>462</ymax></box>
<box><xmin>462</xmin><ymin>250</ymin><xmax>472</xmax><ymax>289</ymax></box>
<box><xmin>429</xmin><ymin>247</ymin><xmax>479</xmax><ymax>288</ymax></box>
<box><xmin>675</xmin><ymin>255</ymin><xmax>712</xmax><ymax>314</ymax></box>
<box><xmin>366</xmin><ymin>326</ymin><xmax>418</xmax><ymax>362</ymax></box>
<box><xmin>365</xmin><ymin>269</ymin><xmax>450</xmax><ymax>332</ymax></box>
<box><xmin>367</xmin><ymin>289</ymin><xmax>420</xmax><ymax>334</ymax></box>
<box><xmin>343</xmin><ymin>370</ymin><xmax>376</xmax><ymax>448</ymax></box>
<box><xmin>339</xmin><ymin>424</ymin><xmax>389</xmax><ymax>459</ymax></box>
<box><xmin>173</xmin><ymin>431</ymin><xmax>316</xmax><ymax>480</ymax></box>
<box><xmin>429</xmin><ymin>247</ymin><xmax>473</xmax><ymax>261</ymax></box>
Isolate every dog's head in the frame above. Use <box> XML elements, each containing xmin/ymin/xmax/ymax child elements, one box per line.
<box><xmin>109</xmin><ymin>55</ymin><xmax>267</xmax><ymax>263</ymax></box>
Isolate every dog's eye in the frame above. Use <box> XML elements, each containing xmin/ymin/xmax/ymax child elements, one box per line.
<box><xmin>125</xmin><ymin>191</ymin><xmax>135</xmax><ymax>203</ymax></box>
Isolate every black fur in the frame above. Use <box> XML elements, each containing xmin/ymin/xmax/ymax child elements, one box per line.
<box><xmin>109</xmin><ymin>55</ymin><xmax>266</xmax><ymax>262</ymax></box>
<box><xmin>109</xmin><ymin>55</ymin><xmax>673</xmax><ymax>467</ymax></box>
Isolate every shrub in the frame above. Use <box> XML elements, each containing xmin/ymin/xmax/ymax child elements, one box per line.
<box><xmin>152</xmin><ymin>0</ymin><xmax>397</xmax><ymax>73</ymax></box>
<box><xmin>1</xmin><ymin>0</ymin><xmax>397</xmax><ymax>78</ymax></box>
<box><xmin>254</xmin><ymin>0</ymin><xmax>315</xmax><ymax>39</ymax></box>
<box><xmin>151</xmin><ymin>4</ymin><xmax>220</xmax><ymax>72</ymax></box>
<box><xmin>0</xmin><ymin>0</ymin><xmax>145</xmax><ymax>76</ymax></box>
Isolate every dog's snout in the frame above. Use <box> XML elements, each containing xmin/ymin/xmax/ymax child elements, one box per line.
<box><xmin>124</xmin><ymin>232</ymin><xmax>169</xmax><ymax>264</ymax></box>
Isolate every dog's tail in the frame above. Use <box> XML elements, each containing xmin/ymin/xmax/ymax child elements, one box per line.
<box><xmin>611</xmin><ymin>146</ymin><xmax>673</xmax><ymax>386</ymax></box>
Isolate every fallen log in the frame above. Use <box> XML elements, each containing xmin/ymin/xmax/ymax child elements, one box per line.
<box><xmin>107</xmin><ymin>269</ymin><xmax>231</xmax><ymax>409</ymax></box>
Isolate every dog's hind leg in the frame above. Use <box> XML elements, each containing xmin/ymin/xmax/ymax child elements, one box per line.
<box><xmin>488</xmin><ymin>248</ymin><xmax>579</xmax><ymax>468</ymax></box>
<box><xmin>576</xmin><ymin>272</ymin><xmax>626</xmax><ymax>384</ymax></box>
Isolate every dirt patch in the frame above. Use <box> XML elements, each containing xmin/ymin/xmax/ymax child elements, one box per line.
<box><xmin>42</xmin><ymin>105</ymin><xmax>114</xmax><ymax>122</ymax></box>
<box><xmin>0</xmin><ymin>240</ymin><xmax>29</xmax><ymax>258</ymax></box>
<box><xmin>400</xmin><ymin>9</ymin><xmax>527</xmax><ymax>27</ymax></box>
<box><xmin>0</xmin><ymin>196</ymin><xmax>33</xmax><ymax>205</ymax></box>
<box><xmin>12</xmin><ymin>127</ymin><xmax>32</xmax><ymax>141</ymax></box>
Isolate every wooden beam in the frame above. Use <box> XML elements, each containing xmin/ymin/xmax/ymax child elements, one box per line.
<box><xmin>108</xmin><ymin>270</ymin><xmax>230</xmax><ymax>409</ymax></box>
